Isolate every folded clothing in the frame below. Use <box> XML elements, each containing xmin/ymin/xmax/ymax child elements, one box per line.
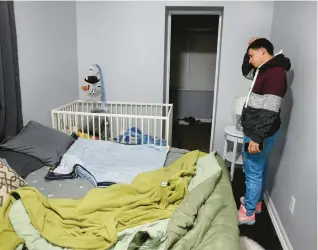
<box><xmin>113</xmin><ymin>127</ymin><xmax>167</xmax><ymax>146</ymax></box>
<box><xmin>44</xmin><ymin>167</ymin><xmax>77</xmax><ymax>181</ymax></box>
<box><xmin>45</xmin><ymin>164</ymin><xmax>116</xmax><ymax>187</ymax></box>
<box><xmin>52</xmin><ymin>155</ymin><xmax>81</xmax><ymax>175</ymax></box>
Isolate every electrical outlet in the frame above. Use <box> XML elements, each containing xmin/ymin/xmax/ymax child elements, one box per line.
<box><xmin>289</xmin><ymin>196</ymin><xmax>296</xmax><ymax>214</ymax></box>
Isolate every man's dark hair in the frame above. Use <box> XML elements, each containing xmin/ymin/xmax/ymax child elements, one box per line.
<box><xmin>248</xmin><ymin>38</ymin><xmax>274</xmax><ymax>55</ymax></box>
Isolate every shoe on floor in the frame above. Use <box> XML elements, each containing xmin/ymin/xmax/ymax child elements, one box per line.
<box><xmin>238</xmin><ymin>204</ymin><xmax>255</xmax><ymax>225</ymax></box>
<box><xmin>240</xmin><ymin>196</ymin><xmax>262</xmax><ymax>214</ymax></box>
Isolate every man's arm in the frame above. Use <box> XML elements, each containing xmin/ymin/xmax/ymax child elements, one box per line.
<box><xmin>248</xmin><ymin>68</ymin><xmax>287</xmax><ymax>143</ymax></box>
<box><xmin>241</xmin><ymin>52</ymin><xmax>255</xmax><ymax>80</ymax></box>
<box><xmin>242</xmin><ymin>37</ymin><xmax>259</xmax><ymax>80</ymax></box>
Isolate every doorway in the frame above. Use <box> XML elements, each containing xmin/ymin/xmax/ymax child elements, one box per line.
<box><xmin>164</xmin><ymin>8</ymin><xmax>223</xmax><ymax>152</ymax></box>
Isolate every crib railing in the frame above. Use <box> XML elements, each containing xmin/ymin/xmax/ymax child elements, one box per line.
<box><xmin>51</xmin><ymin>100</ymin><xmax>173</xmax><ymax>147</ymax></box>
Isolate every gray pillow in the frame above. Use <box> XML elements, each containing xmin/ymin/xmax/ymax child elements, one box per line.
<box><xmin>0</xmin><ymin>121</ymin><xmax>75</xmax><ymax>166</ymax></box>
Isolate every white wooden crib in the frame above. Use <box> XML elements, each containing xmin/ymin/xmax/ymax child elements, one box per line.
<box><xmin>51</xmin><ymin>100</ymin><xmax>173</xmax><ymax>147</ymax></box>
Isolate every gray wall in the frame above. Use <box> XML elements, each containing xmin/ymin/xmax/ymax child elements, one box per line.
<box><xmin>268</xmin><ymin>2</ymin><xmax>317</xmax><ymax>249</ymax></box>
<box><xmin>14</xmin><ymin>1</ymin><xmax>79</xmax><ymax>127</ymax></box>
<box><xmin>170</xmin><ymin>90</ymin><xmax>213</xmax><ymax>119</ymax></box>
<box><xmin>76</xmin><ymin>1</ymin><xmax>274</xmax><ymax>153</ymax></box>
<box><xmin>170</xmin><ymin>31</ymin><xmax>218</xmax><ymax>91</ymax></box>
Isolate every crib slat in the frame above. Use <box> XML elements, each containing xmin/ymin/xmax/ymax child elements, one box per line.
<box><xmin>160</xmin><ymin>119</ymin><xmax>163</xmax><ymax>147</ymax></box>
<box><xmin>135</xmin><ymin>107</ymin><xmax>137</xmax><ymax>144</ymax></box>
<box><xmin>75</xmin><ymin>111</ymin><xmax>78</xmax><ymax>134</ymax></box>
<box><xmin>92</xmin><ymin>116</ymin><xmax>95</xmax><ymax>140</ymax></box>
<box><xmin>154</xmin><ymin>119</ymin><xmax>156</xmax><ymax>146</ymax></box>
<box><xmin>70</xmin><ymin>106</ymin><xmax>73</xmax><ymax>131</ymax></box>
<box><xmin>120</xmin><ymin>116</ymin><xmax>123</xmax><ymax>140</ymax></box>
<box><xmin>129</xmin><ymin>117</ymin><xmax>132</xmax><ymax>144</ymax></box>
<box><xmin>147</xmin><ymin>118</ymin><xmax>150</xmax><ymax>144</ymax></box>
<box><xmin>104</xmin><ymin>115</ymin><xmax>107</xmax><ymax>141</ymax></box>
<box><xmin>116</xmin><ymin>117</ymin><xmax>119</xmax><ymax>143</ymax></box>
<box><xmin>87</xmin><ymin>115</ymin><xmax>90</xmax><ymax>140</ymax></box>
<box><xmin>58</xmin><ymin>114</ymin><xmax>61</xmax><ymax>131</ymax></box>
<box><xmin>63</xmin><ymin>114</ymin><xmax>66</xmax><ymax>133</ymax></box>
<box><xmin>121</xmin><ymin>105</ymin><xmax>124</xmax><ymax>137</ymax></box>
<box><xmin>81</xmin><ymin>115</ymin><xmax>84</xmax><ymax>135</ymax></box>
<box><xmin>67</xmin><ymin>114</ymin><xmax>73</xmax><ymax>134</ymax></box>
<box><xmin>110</xmin><ymin>116</ymin><xmax>113</xmax><ymax>142</ymax></box>
<box><xmin>124</xmin><ymin>114</ymin><xmax>126</xmax><ymax>135</ymax></box>
<box><xmin>98</xmin><ymin>116</ymin><xmax>101</xmax><ymax>140</ymax></box>
<box><xmin>141</xmin><ymin>117</ymin><xmax>144</xmax><ymax>145</ymax></box>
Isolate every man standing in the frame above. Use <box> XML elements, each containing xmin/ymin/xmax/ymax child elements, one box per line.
<box><xmin>238</xmin><ymin>38</ymin><xmax>291</xmax><ymax>225</ymax></box>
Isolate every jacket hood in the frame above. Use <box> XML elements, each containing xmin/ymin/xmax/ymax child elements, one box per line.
<box><xmin>259</xmin><ymin>50</ymin><xmax>291</xmax><ymax>72</ymax></box>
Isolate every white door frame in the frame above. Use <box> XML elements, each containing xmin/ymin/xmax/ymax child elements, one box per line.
<box><xmin>163</xmin><ymin>7</ymin><xmax>223</xmax><ymax>152</ymax></box>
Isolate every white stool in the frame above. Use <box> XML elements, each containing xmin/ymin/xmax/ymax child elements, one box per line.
<box><xmin>223</xmin><ymin>125</ymin><xmax>244</xmax><ymax>181</ymax></box>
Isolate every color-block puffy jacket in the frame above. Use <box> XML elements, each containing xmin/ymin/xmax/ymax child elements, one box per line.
<box><xmin>241</xmin><ymin>50</ymin><xmax>291</xmax><ymax>144</ymax></box>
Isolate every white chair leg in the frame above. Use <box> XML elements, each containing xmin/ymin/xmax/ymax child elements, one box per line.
<box><xmin>231</xmin><ymin>139</ymin><xmax>238</xmax><ymax>181</ymax></box>
<box><xmin>223</xmin><ymin>137</ymin><xmax>228</xmax><ymax>160</ymax></box>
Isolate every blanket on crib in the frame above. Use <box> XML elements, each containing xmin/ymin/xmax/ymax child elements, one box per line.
<box><xmin>53</xmin><ymin>138</ymin><xmax>169</xmax><ymax>186</ymax></box>
<box><xmin>113</xmin><ymin>127</ymin><xmax>167</xmax><ymax>146</ymax></box>
<box><xmin>0</xmin><ymin>151</ymin><xmax>201</xmax><ymax>250</ymax></box>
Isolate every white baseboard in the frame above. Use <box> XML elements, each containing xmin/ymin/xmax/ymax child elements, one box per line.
<box><xmin>264</xmin><ymin>191</ymin><xmax>293</xmax><ymax>250</ymax></box>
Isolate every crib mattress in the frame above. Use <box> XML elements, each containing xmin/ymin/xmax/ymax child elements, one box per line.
<box><xmin>25</xmin><ymin>147</ymin><xmax>189</xmax><ymax>199</ymax></box>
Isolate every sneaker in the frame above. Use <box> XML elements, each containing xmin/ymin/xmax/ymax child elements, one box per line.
<box><xmin>240</xmin><ymin>196</ymin><xmax>262</xmax><ymax>214</ymax></box>
<box><xmin>238</xmin><ymin>205</ymin><xmax>255</xmax><ymax>225</ymax></box>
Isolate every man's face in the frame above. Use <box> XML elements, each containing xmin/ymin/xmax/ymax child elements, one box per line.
<box><xmin>248</xmin><ymin>48</ymin><xmax>264</xmax><ymax>68</ymax></box>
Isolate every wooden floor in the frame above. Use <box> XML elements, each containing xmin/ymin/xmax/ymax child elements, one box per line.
<box><xmin>172</xmin><ymin>122</ymin><xmax>283</xmax><ymax>250</ymax></box>
<box><xmin>172</xmin><ymin>122</ymin><xmax>211</xmax><ymax>153</ymax></box>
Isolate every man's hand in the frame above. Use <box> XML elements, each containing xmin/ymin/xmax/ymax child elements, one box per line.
<box><xmin>248</xmin><ymin>140</ymin><xmax>261</xmax><ymax>154</ymax></box>
<box><xmin>248</xmin><ymin>37</ymin><xmax>259</xmax><ymax>46</ymax></box>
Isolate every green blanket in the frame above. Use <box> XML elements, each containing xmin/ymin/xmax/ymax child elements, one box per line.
<box><xmin>165</xmin><ymin>153</ymin><xmax>240</xmax><ymax>250</ymax></box>
<box><xmin>0</xmin><ymin>150</ymin><xmax>202</xmax><ymax>250</ymax></box>
<box><xmin>9</xmin><ymin>200</ymin><xmax>70</xmax><ymax>250</ymax></box>
<box><xmin>109</xmin><ymin>151</ymin><xmax>225</xmax><ymax>250</ymax></box>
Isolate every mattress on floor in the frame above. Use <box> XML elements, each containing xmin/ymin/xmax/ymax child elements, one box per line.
<box><xmin>25</xmin><ymin>147</ymin><xmax>189</xmax><ymax>199</ymax></box>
